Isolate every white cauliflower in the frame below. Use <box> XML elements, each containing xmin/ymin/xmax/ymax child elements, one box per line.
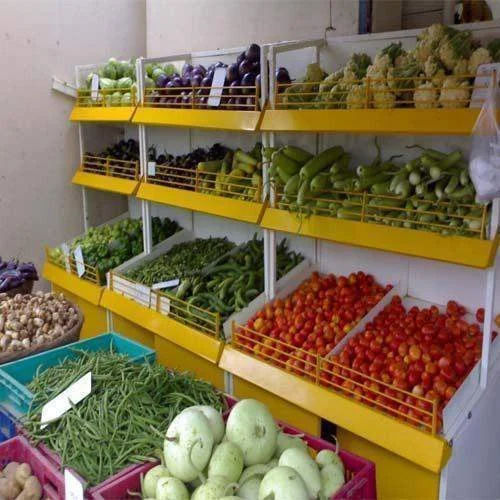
<box><xmin>438</xmin><ymin>77</ymin><xmax>470</xmax><ymax>108</ymax></box>
<box><xmin>414</xmin><ymin>82</ymin><xmax>438</xmax><ymax>109</ymax></box>
<box><xmin>418</xmin><ymin>23</ymin><xmax>449</xmax><ymax>44</ymax></box>
<box><xmin>432</xmin><ymin>69</ymin><xmax>446</xmax><ymax>88</ymax></box>
<box><xmin>346</xmin><ymin>84</ymin><xmax>367</xmax><ymax>109</ymax></box>
<box><xmin>414</xmin><ymin>39</ymin><xmax>434</xmax><ymax>65</ymax></box>
<box><xmin>468</xmin><ymin>47</ymin><xmax>492</xmax><ymax>75</ymax></box>
<box><xmin>438</xmin><ymin>31</ymin><xmax>473</xmax><ymax>71</ymax></box>
<box><xmin>453</xmin><ymin>58</ymin><xmax>469</xmax><ymax>76</ymax></box>
<box><xmin>342</xmin><ymin>66</ymin><xmax>359</xmax><ymax>85</ymax></box>
<box><xmin>395</xmin><ymin>52</ymin><xmax>411</xmax><ymax>68</ymax></box>
<box><xmin>372</xmin><ymin>83</ymin><xmax>396</xmax><ymax>109</ymax></box>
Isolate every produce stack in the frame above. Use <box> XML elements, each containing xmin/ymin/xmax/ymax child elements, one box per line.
<box><xmin>0</xmin><ymin>258</ymin><xmax>38</xmax><ymax>295</ymax></box>
<box><xmin>278</xmin><ymin>25</ymin><xmax>500</xmax><ymax>109</ymax></box>
<box><xmin>269</xmin><ymin>141</ymin><xmax>487</xmax><ymax>238</ymax></box>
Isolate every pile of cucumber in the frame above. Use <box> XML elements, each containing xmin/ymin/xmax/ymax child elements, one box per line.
<box><xmin>268</xmin><ymin>141</ymin><xmax>486</xmax><ymax>237</ymax></box>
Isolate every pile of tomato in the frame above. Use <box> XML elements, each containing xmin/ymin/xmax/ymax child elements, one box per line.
<box><xmin>237</xmin><ymin>271</ymin><xmax>389</xmax><ymax>372</ymax></box>
<box><xmin>324</xmin><ymin>295</ymin><xmax>496</xmax><ymax>428</ymax></box>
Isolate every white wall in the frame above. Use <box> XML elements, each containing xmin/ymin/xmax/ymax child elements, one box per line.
<box><xmin>146</xmin><ymin>0</ymin><xmax>359</xmax><ymax>56</ymax></box>
<box><xmin>0</xmin><ymin>0</ymin><xmax>146</xmax><ymax>288</ymax></box>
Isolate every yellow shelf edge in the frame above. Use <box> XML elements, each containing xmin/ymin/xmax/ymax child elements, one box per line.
<box><xmin>219</xmin><ymin>345</ymin><xmax>451</xmax><ymax>473</ymax></box>
<box><xmin>70</xmin><ymin>106</ymin><xmax>136</xmax><ymax>123</ymax></box>
<box><xmin>42</xmin><ymin>262</ymin><xmax>103</xmax><ymax>305</ymax></box>
<box><xmin>132</xmin><ymin>107</ymin><xmax>262</xmax><ymax>131</ymax></box>
<box><xmin>261</xmin><ymin>108</ymin><xmax>480</xmax><ymax>135</ymax></box>
<box><xmin>137</xmin><ymin>183</ymin><xmax>266</xmax><ymax>224</ymax></box>
<box><xmin>261</xmin><ymin>208</ymin><xmax>498</xmax><ymax>268</ymax></box>
<box><xmin>71</xmin><ymin>171</ymin><xmax>140</xmax><ymax>196</ymax></box>
<box><xmin>101</xmin><ymin>289</ymin><xmax>223</xmax><ymax>364</ymax></box>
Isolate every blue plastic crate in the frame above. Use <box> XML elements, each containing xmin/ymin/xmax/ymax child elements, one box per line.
<box><xmin>0</xmin><ymin>332</ymin><xmax>156</xmax><ymax>418</ymax></box>
<box><xmin>0</xmin><ymin>406</ymin><xmax>16</xmax><ymax>442</ymax></box>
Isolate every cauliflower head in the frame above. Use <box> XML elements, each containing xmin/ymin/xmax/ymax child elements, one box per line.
<box><xmin>342</xmin><ymin>66</ymin><xmax>359</xmax><ymax>85</ymax></box>
<box><xmin>414</xmin><ymin>82</ymin><xmax>438</xmax><ymax>109</ymax></box>
<box><xmin>468</xmin><ymin>47</ymin><xmax>492</xmax><ymax>75</ymax></box>
<box><xmin>418</xmin><ymin>23</ymin><xmax>449</xmax><ymax>44</ymax></box>
<box><xmin>438</xmin><ymin>31</ymin><xmax>473</xmax><ymax>71</ymax></box>
<box><xmin>453</xmin><ymin>58</ymin><xmax>469</xmax><ymax>76</ymax></box>
<box><xmin>372</xmin><ymin>83</ymin><xmax>396</xmax><ymax>109</ymax></box>
<box><xmin>438</xmin><ymin>77</ymin><xmax>470</xmax><ymax>108</ymax></box>
<box><xmin>346</xmin><ymin>84</ymin><xmax>367</xmax><ymax>109</ymax></box>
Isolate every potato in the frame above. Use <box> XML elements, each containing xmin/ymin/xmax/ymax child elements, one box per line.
<box><xmin>15</xmin><ymin>476</ymin><xmax>42</xmax><ymax>500</ymax></box>
<box><xmin>0</xmin><ymin>476</ymin><xmax>21</xmax><ymax>500</ymax></box>
<box><xmin>2</xmin><ymin>463</ymin><xmax>19</xmax><ymax>481</ymax></box>
<box><xmin>14</xmin><ymin>464</ymin><xmax>31</xmax><ymax>489</ymax></box>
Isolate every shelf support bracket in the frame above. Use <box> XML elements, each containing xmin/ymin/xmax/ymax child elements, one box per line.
<box><xmin>51</xmin><ymin>76</ymin><xmax>77</xmax><ymax>98</ymax></box>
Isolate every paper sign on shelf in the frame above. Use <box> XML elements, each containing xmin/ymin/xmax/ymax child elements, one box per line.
<box><xmin>208</xmin><ymin>67</ymin><xmax>227</xmax><ymax>108</ymax></box>
<box><xmin>152</xmin><ymin>278</ymin><xmax>180</xmax><ymax>290</ymax></box>
<box><xmin>147</xmin><ymin>161</ymin><xmax>156</xmax><ymax>177</ymax></box>
<box><xmin>64</xmin><ymin>469</ymin><xmax>85</xmax><ymax>500</ymax></box>
<box><xmin>73</xmin><ymin>246</ymin><xmax>85</xmax><ymax>278</ymax></box>
<box><xmin>61</xmin><ymin>243</ymin><xmax>71</xmax><ymax>272</ymax></box>
<box><xmin>90</xmin><ymin>74</ymin><xmax>99</xmax><ymax>101</ymax></box>
<box><xmin>470</xmin><ymin>63</ymin><xmax>500</xmax><ymax>108</ymax></box>
<box><xmin>41</xmin><ymin>372</ymin><xmax>92</xmax><ymax>429</ymax></box>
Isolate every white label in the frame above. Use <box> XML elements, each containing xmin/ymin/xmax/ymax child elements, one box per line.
<box><xmin>64</xmin><ymin>469</ymin><xmax>85</xmax><ymax>500</ymax></box>
<box><xmin>90</xmin><ymin>74</ymin><xmax>99</xmax><ymax>101</ymax></box>
<box><xmin>73</xmin><ymin>246</ymin><xmax>85</xmax><ymax>278</ymax></box>
<box><xmin>152</xmin><ymin>278</ymin><xmax>180</xmax><ymax>290</ymax></box>
<box><xmin>470</xmin><ymin>63</ymin><xmax>500</xmax><ymax>108</ymax></box>
<box><xmin>208</xmin><ymin>67</ymin><xmax>227</xmax><ymax>107</ymax></box>
<box><xmin>147</xmin><ymin>161</ymin><xmax>156</xmax><ymax>177</ymax></box>
<box><xmin>61</xmin><ymin>243</ymin><xmax>71</xmax><ymax>272</ymax></box>
<box><xmin>41</xmin><ymin>372</ymin><xmax>92</xmax><ymax>429</ymax></box>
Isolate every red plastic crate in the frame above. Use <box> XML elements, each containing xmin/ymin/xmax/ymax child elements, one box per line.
<box><xmin>90</xmin><ymin>396</ymin><xmax>376</xmax><ymax>500</ymax></box>
<box><xmin>0</xmin><ymin>435</ymin><xmax>64</xmax><ymax>500</ymax></box>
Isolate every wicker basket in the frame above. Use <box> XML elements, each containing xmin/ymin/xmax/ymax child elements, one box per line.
<box><xmin>0</xmin><ymin>305</ymin><xmax>84</xmax><ymax>365</ymax></box>
<box><xmin>4</xmin><ymin>280</ymin><xmax>34</xmax><ymax>298</ymax></box>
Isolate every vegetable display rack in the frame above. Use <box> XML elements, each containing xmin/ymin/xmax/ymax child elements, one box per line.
<box><xmin>45</xmin><ymin>247</ymin><xmax>102</xmax><ymax>286</ymax></box>
<box><xmin>137</xmin><ymin>163</ymin><xmax>266</xmax><ymax>224</ymax></box>
<box><xmin>71</xmin><ymin>154</ymin><xmax>140</xmax><ymax>196</ymax></box>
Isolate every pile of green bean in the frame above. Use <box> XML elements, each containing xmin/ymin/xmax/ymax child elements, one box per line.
<box><xmin>125</xmin><ymin>237</ymin><xmax>236</xmax><ymax>286</ymax></box>
<box><xmin>23</xmin><ymin>349</ymin><xmax>224</xmax><ymax>486</ymax></box>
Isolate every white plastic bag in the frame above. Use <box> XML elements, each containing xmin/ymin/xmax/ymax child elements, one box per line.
<box><xmin>469</xmin><ymin>74</ymin><xmax>500</xmax><ymax>202</ymax></box>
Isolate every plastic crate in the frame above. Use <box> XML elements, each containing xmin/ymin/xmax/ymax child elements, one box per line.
<box><xmin>0</xmin><ymin>435</ymin><xmax>65</xmax><ymax>500</ymax></box>
<box><xmin>89</xmin><ymin>395</ymin><xmax>376</xmax><ymax>500</ymax></box>
<box><xmin>0</xmin><ymin>406</ymin><xmax>16</xmax><ymax>443</ymax></box>
<box><xmin>0</xmin><ymin>332</ymin><xmax>156</xmax><ymax>417</ymax></box>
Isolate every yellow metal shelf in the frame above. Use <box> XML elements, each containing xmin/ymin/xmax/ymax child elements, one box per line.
<box><xmin>260</xmin><ymin>108</ymin><xmax>481</xmax><ymax>134</ymax></box>
<box><xmin>219</xmin><ymin>345</ymin><xmax>451</xmax><ymax>473</ymax></box>
<box><xmin>72</xmin><ymin>170</ymin><xmax>140</xmax><ymax>196</ymax></box>
<box><xmin>132</xmin><ymin>107</ymin><xmax>262</xmax><ymax>131</ymax></box>
<box><xmin>261</xmin><ymin>208</ymin><xmax>498</xmax><ymax>268</ymax></box>
<box><xmin>43</xmin><ymin>262</ymin><xmax>103</xmax><ymax>305</ymax></box>
<box><xmin>69</xmin><ymin>106</ymin><xmax>136</xmax><ymax>123</ymax></box>
<box><xmin>100</xmin><ymin>289</ymin><xmax>224</xmax><ymax>364</ymax></box>
<box><xmin>137</xmin><ymin>183</ymin><xmax>267</xmax><ymax>224</ymax></box>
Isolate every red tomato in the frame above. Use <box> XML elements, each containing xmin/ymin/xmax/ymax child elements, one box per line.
<box><xmin>476</xmin><ymin>307</ymin><xmax>485</xmax><ymax>323</ymax></box>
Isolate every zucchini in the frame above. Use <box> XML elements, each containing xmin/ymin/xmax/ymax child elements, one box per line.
<box><xmin>281</xmin><ymin>145</ymin><xmax>313</xmax><ymax>164</ymax></box>
<box><xmin>300</xmin><ymin>146</ymin><xmax>344</xmax><ymax>180</ymax></box>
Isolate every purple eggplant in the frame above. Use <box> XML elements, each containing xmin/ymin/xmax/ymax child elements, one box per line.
<box><xmin>182</xmin><ymin>63</ymin><xmax>193</xmax><ymax>77</ymax></box>
<box><xmin>191</xmin><ymin>74</ymin><xmax>203</xmax><ymax>88</ymax></box>
<box><xmin>236</xmin><ymin>51</ymin><xmax>246</xmax><ymax>66</ymax></box>
<box><xmin>241</xmin><ymin>72</ymin><xmax>256</xmax><ymax>94</ymax></box>
<box><xmin>229</xmin><ymin>80</ymin><xmax>241</xmax><ymax>96</ymax></box>
<box><xmin>238</xmin><ymin>59</ymin><xmax>253</xmax><ymax>78</ymax></box>
<box><xmin>245</xmin><ymin>44</ymin><xmax>260</xmax><ymax>63</ymax></box>
<box><xmin>226</xmin><ymin>63</ymin><xmax>239</xmax><ymax>84</ymax></box>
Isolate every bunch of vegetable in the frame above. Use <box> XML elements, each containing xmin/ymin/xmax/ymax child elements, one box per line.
<box><xmin>169</xmin><ymin>235</ymin><xmax>303</xmax><ymax>327</ymax></box>
<box><xmin>52</xmin><ymin>217</ymin><xmax>181</xmax><ymax>279</ymax></box>
<box><xmin>148</xmin><ymin>143</ymin><xmax>229</xmax><ymax>190</ymax></box>
<box><xmin>270</xmin><ymin>141</ymin><xmax>486</xmax><ymax>237</ymax></box>
<box><xmin>328</xmin><ymin>296</ymin><xmax>497</xmax><ymax>430</ymax></box>
<box><xmin>80</xmin><ymin>57</ymin><xmax>137</xmax><ymax>107</ymax></box>
<box><xmin>0</xmin><ymin>259</ymin><xmax>38</xmax><ymax>293</ymax></box>
<box><xmin>239</xmin><ymin>271</ymin><xmax>389</xmax><ymax>368</ymax></box>
<box><xmin>0</xmin><ymin>462</ymin><xmax>42</xmax><ymax>500</ymax></box>
<box><xmin>83</xmin><ymin>138</ymin><xmax>139</xmax><ymax>177</ymax></box>
<box><xmin>197</xmin><ymin>143</ymin><xmax>263</xmax><ymax>201</ymax></box>
<box><xmin>0</xmin><ymin>292</ymin><xmax>79</xmax><ymax>354</ymax></box>
<box><xmin>23</xmin><ymin>350</ymin><xmax>224</xmax><ymax>486</ymax></box>
<box><xmin>279</xmin><ymin>24</ymin><xmax>500</xmax><ymax>109</ymax></box>
<box><xmin>125</xmin><ymin>238</ymin><xmax>236</xmax><ymax>286</ymax></box>
<box><xmin>146</xmin><ymin>44</ymin><xmax>290</xmax><ymax>110</ymax></box>
<box><xmin>139</xmin><ymin>398</ymin><xmax>346</xmax><ymax>499</ymax></box>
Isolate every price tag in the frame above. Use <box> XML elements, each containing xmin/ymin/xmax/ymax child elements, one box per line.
<box><xmin>90</xmin><ymin>74</ymin><xmax>99</xmax><ymax>101</ymax></box>
<box><xmin>41</xmin><ymin>372</ymin><xmax>92</xmax><ymax>429</ymax></box>
<box><xmin>152</xmin><ymin>278</ymin><xmax>180</xmax><ymax>290</ymax></box>
<box><xmin>147</xmin><ymin>161</ymin><xmax>156</xmax><ymax>177</ymax></box>
<box><xmin>470</xmin><ymin>63</ymin><xmax>500</xmax><ymax>108</ymax></box>
<box><xmin>208</xmin><ymin>67</ymin><xmax>227</xmax><ymax>107</ymax></box>
<box><xmin>61</xmin><ymin>243</ymin><xmax>71</xmax><ymax>272</ymax></box>
<box><xmin>73</xmin><ymin>245</ymin><xmax>85</xmax><ymax>277</ymax></box>
<box><xmin>64</xmin><ymin>469</ymin><xmax>85</xmax><ymax>500</ymax></box>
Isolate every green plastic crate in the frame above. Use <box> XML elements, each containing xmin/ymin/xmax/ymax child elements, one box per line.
<box><xmin>0</xmin><ymin>332</ymin><xmax>155</xmax><ymax>417</ymax></box>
